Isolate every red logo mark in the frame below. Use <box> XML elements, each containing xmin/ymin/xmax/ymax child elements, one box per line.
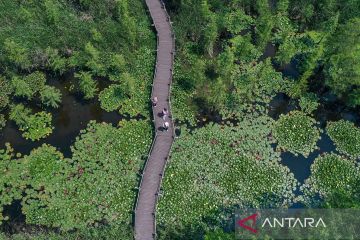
<box><xmin>237</xmin><ymin>213</ymin><xmax>258</xmax><ymax>234</ymax></box>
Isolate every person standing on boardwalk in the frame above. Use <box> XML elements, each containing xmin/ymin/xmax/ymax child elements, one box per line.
<box><xmin>162</xmin><ymin>108</ymin><xmax>168</xmax><ymax>120</ymax></box>
<box><xmin>163</xmin><ymin>121</ymin><xmax>169</xmax><ymax>131</ymax></box>
<box><xmin>152</xmin><ymin>97</ymin><xmax>158</xmax><ymax>107</ymax></box>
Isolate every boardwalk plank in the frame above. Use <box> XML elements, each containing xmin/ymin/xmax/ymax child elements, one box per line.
<box><xmin>134</xmin><ymin>0</ymin><xmax>175</xmax><ymax>239</ymax></box>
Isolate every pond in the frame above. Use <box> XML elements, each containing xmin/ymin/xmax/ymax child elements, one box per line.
<box><xmin>0</xmin><ymin>74</ymin><xmax>124</xmax><ymax>158</ymax></box>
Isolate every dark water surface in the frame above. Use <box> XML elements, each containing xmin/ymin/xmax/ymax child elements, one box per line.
<box><xmin>0</xmin><ymin>75</ymin><xmax>124</xmax><ymax>158</ymax></box>
<box><xmin>268</xmin><ymin>57</ymin><xmax>359</xmax><ymax>183</ymax></box>
<box><xmin>280</xmin><ymin>133</ymin><xmax>336</xmax><ymax>183</ymax></box>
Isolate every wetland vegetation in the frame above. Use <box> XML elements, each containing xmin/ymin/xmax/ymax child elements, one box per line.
<box><xmin>0</xmin><ymin>0</ymin><xmax>359</xmax><ymax>239</ymax></box>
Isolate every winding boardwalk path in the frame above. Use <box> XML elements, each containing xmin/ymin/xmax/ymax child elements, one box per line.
<box><xmin>134</xmin><ymin>0</ymin><xmax>175</xmax><ymax>239</ymax></box>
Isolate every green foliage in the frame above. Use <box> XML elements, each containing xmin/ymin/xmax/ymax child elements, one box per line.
<box><xmin>0</xmin><ymin>224</ymin><xmax>133</xmax><ymax>240</ymax></box>
<box><xmin>11</xmin><ymin>71</ymin><xmax>48</xmax><ymax>101</ymax></box>
<box><xmin>83</xmin><ymin>42</ymin><xmax>106</xmax><ymax>77</ymax></box>
<box><xmin>3</xmin><ymin>38</ymin><xmax>31</xmax><ymax>69</ymax></box>
<box><xmin>254</xmin><ymin>0</ymin><xmax>275</xmax><ymax>50</ymax></box>
<box><xmin>24</xmin><ymin>71</ymin><xmax>47</xmax><ymax>94</ymax></box>
<box><xmin>222</xmin><ymin>9</ymin><xmax>253</xmax><ymax>34</ymax></box>
<box><xmin>9</xmin><ymin>104</ymin><xmax>53</xmax><ymax>141</ymax></box>
<box><xmin>0</xmin><ymin>77</ymin><xmax>12</xmax><ymax>110</ymax></box>
<box><xmin>230</xmin><ymin>35</ymin><xmax>262</xmax><ymax>63</ymax></box>
<box><xmin>44</xmin><ymin>47</ymin><xmax>67</xmax><ymax>74</ymax></box>
<box><xmin>39</xmin><ymin>85</ymin><xmax>62</xmax><ymax>108</ymax></box>
<box><xmin>11</xmin><ymin>76</ymin><xmax>33</xmax><ymax>100</ymax></box>
<box><xmin>204</xmin><ymin>229</ymin><xmax>235</xmax><ymax>240</ymax></box>
<box><xmin>231</xmin><ymin>59</ymin><xmax>284</xmax><ymax>111</ymax></box>
<box><xmin>200</xmin><ymin>0</ymin><xmax>218</xmax><ymax>57</ymax></box>
<box><xmin>0</xmin><ymin>114</ymin><xmax>6</xmax><ymax>130</ymax></box>
<box><xmin>299</xmin><ymin>92</ymin><xmax>319</xmax><ymax>114</ymax></box>
<box><xmin>107</xmin><ymin>54</ymin><xmax>126</xmax><ymax>82</ymax></box>
<box><xmin>301</xmin><ymin>153</ymin><xmax>360</xmax><ymax>203</ymax></box>
<box><xmin>9</xmin><ymin>104</ymin><xmax>32</xmax><ymax>127</ymax></box>
<box><xmin>21</xmin><ymin>112</ymin><xmax>53</xmax><ymax>141</ymax></box>
<box><xmin>0</xmin><ymin>0</ymin><xmax>155</xmax><ymax>117</ymax></box>
<box><xmin>326</xmin><ymin>120</ymin><xmax>360</xmax><ymax>158</ymax></box>
<box><xmin>98</xmin><ymin>84</ymin><xmax>123</xmax><ymax>112</ymax></box>
<box><xmin>158</xmin><ymin>117</ymin><xmax>297</xmax><ymax>228</ymax></box>
<box><xmin>115</xmin><ymin>0</ymin><xmax>137</xmax><ymax>45</ymax></box>
<box><xmin>75</xmin><ymin>71</ymin><xmax>98</xmax><ymax>100</ymax></box>
<box><xmin>322</xmin><ymin>188</ymin><xmax>360</xmax><ymax>208</ymax></box>
<box><xmin>325</xmin><ymin>18</ymin><xmax>360</xmax><ymax>106</ymax></box>
<box><xmin>19</xmin><ymin>120</ymin><xmax>151</xmax><ymax>230</ymax></box>
<box><xmin>273</xmin><ymin>111</ymin><xmax>321</xmax><ymax>157</ymax></box>
<box><xmin>0</xmin><ymin>144</ymin><xmax>24</xmax><ymax>223</ymax></box>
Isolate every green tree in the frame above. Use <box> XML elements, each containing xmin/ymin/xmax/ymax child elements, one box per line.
<box><xmin>3</xmin><ymin>38</ymin><xmax>31</xmax><ymax>69</ymax></box>
<box><xmin>44</xmin><ymin>0</ymin><xmax>60</xmax><ymax>25</ymax></box>
<box><xmin>107</xmin><ymin>54</ymin><xmax>126</xmax><ymax>82</ymax></box>
<box><xmin>0</xmin><ymin>77</ymin><xmax>12</xmax><ymax>110</ymax></box>
<box><xmin>9</xmin><ymin>104</ymin><xmax>32</xmax><ymax>128</ymax></box>
<box><xmin>40</xmin><ymin>85</ymin><xmax>62</xmax><ymax>108</ymax></box>
<box><xmin>75</xmin><ymin>71</ymin><xmax>98</xmax><ymax>100</ymax></box>
<box><xmin>84</xmin><ymin>42</ymin><xmax>106</xmax><ymax>76</ymax></box>
<box><xmin>255</xmin><ymin>0</ymin><xmax>275</xmax><ymax>50</ymax></box>
<box><xmin>325</xmin><ymin>18</ymin><xmax>360</xmax><ymax>106</ymax></box>
<box><xmin>115</xmin><ymin>0</ymin><xmax>137</xmax><ymax>45</ymax></box>
<box><xmin>11</xmin><ymin>76</ymin><xmax>33</xmax><ymax>100</ymax></box>
<box><xmin>45</xmin><ymin>47</ymin><xmax>67</xmax><ymax>74</ymax></box>
<box><xmin>223</xmin><ymin>9</ymin><xmax>253</xmax><ymax>35</ymax></box>
<box><xmin>200</xmin><ymin>0</ymin><xmax>218</xmax><ymax>57</ymax></box>
<box><xmin>230</xmin><ymin>35</ymin><xmax>261</xmax><ymax>63</ymax></box>
<box><xmin>119</xmin><ymin>72</ymin><xmax>136</xmax><ymax>97</ymax></box>
<box><xmin>24</xmin><ymin>71</ymin><xmax>47</xmax><ymax>93</ymax></box>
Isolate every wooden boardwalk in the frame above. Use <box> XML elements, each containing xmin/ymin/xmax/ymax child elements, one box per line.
<box><xmin>134</xmin><ymin>0</ymin><xmax>175</xmax><ymax>239</ymax></box>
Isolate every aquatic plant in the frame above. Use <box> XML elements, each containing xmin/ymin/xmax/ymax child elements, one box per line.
<box><xmin>9</xmin><ymin>104</ymin><xmax>53</xmax><ymax>141</ymax></box>
<box><xmin>20</xmin><ymin>120</ymin><xmax>152</xmax><ymax>230</ymax></box>
<box><xmin>99</xmin><ymin>84</ymin><xmax>124</xmax><ymax>112</ymax></box>
<box><xmin>158</xmin><ymin>118</ymin><xmax>297</xmax><ymax>228</ymax></box>
<box><xmin>301</xmin><ymin>153</ymin><xmax>360</xmax><ymax>204</ymax></box>
<box><xmin>0</xmin><ymin>144</ymin><xmax>24</xmax><ymax>223</ymax></box>
<box><xmin>273</xmin><ymin>111</ymin><xmax>321</xmax><ymax>157</ymax></box>
<box><xmin>326</xmin><ymin>120</ymin><xmax>360</xmax><ymax>158</ymax></box>
<box><xmin>21</xmin><ymin>112</ymin><xmax>53</xmax><ymax>141</ymax></box>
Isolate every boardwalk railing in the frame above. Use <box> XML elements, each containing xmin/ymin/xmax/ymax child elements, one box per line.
<box><xmin>134</xmin><ymin>0</ymin><xmax>176</xmax><ymax>239</ymax></box>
